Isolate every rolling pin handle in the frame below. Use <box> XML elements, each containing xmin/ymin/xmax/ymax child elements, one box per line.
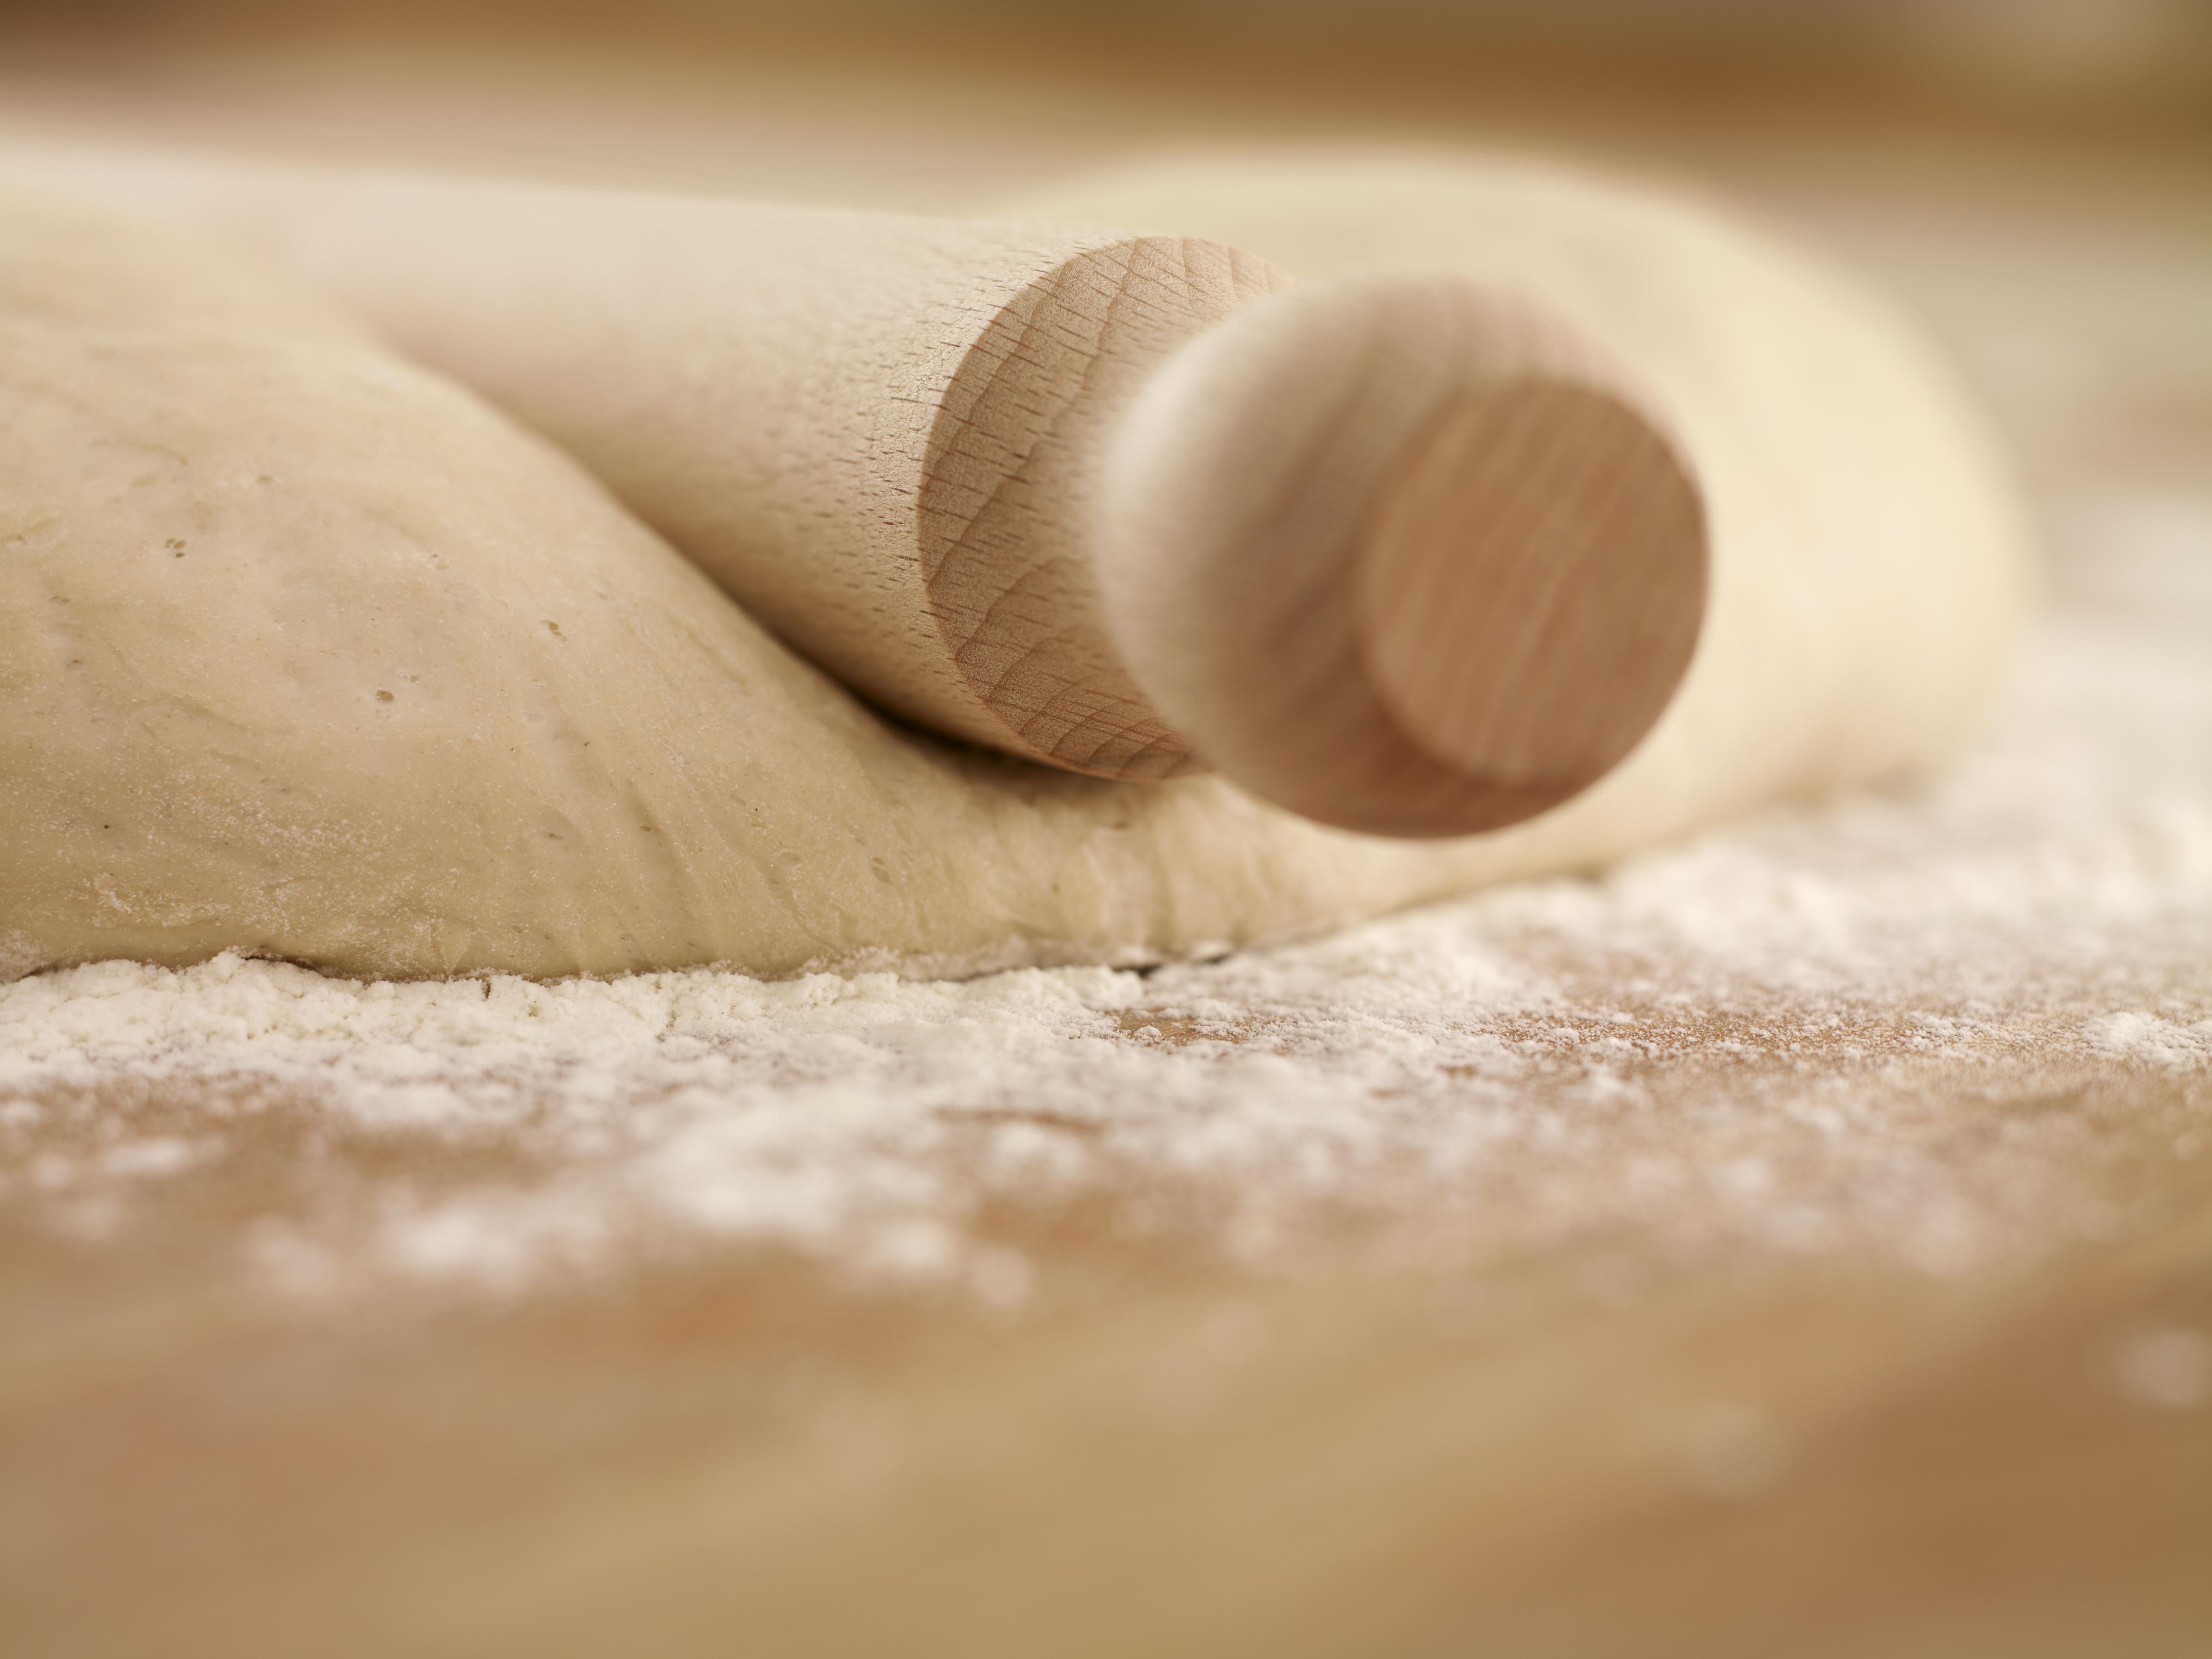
<box><xmin>1094</xmin><ymin>270</ymin><xmax>1710</xmax><ymax>839</ymax></box>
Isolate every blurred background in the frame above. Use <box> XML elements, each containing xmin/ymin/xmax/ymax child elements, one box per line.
<box><xmin>9</xmin><ymin>0</ymin><xmax>2212</xmax><ymax>129</ymax></box>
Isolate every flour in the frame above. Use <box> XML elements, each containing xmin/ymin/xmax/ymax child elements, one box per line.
<box><xmin>3</xmin><ymin>485</ymin><xmax>2208</xmax><ymax>1296</ymax></box>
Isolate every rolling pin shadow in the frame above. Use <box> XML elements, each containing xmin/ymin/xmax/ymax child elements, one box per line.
<box><xmin>5</xmin><ymin>141</ymin><xmax>1707</xmax><ymax>836</ymax></box>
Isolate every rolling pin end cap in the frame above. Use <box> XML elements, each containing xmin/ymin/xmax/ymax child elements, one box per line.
<box><xmin>1096</xmin><ymin>268</ymin><xmax>1709</xmax><ymax>838</ymax></box>
<box><xmin>1354</xmin><ymin>371</ymin><xmax>1709</xmax><ymax>816</ymax></box>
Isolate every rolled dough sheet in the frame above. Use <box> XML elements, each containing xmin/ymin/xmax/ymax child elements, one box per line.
<box><xmin>0</xmin><ymin>155</ymin><xmax>2027</xmax><ymax>982</ymax></box>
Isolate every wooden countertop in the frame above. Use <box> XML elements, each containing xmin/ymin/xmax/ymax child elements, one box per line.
<box><xmin>3</xmin><ymin>37</ymin><xmax>2209</xmax><ymax>1658</ymax></box>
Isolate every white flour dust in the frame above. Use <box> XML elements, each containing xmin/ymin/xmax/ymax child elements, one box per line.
<box><xmin>3</xmin><ymin>490</ymin><xmax>2210</xmax><ymax>1296</ymax></box>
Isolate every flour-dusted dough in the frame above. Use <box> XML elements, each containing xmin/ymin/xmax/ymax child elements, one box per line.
<box><xmin>1</xmin><ymin>155</ymin><xmax>2026</xmax><ymax>983</ymax></box>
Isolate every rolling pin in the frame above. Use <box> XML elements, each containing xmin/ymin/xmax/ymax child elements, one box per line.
<box><xmin>4</xmin><ymin>141</ymin><xmax>1707</xmax><ymax>837</ymax></box>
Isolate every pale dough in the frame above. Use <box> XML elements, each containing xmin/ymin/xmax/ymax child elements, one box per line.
<box><xmin>0</xmin><ymin>156</ymin><xmax>2028</xmax><ymax>983</ymax></box>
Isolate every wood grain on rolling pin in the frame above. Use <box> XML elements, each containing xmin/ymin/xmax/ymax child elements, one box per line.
<box><xmin>918</xmin><ymin>233</ymin><xmax>1282</xmax><ymax>780</ymax></box>
<box><xmin>7</xmin><ymin>142</ymin><xmax>1707</xmax><ymax>836</ymax></box>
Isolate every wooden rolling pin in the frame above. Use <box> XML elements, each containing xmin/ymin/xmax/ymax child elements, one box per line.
<box><xmin>6</xmin><ymin>141</ymin><xmax>1707</xmax><ymax>837</ymax></box>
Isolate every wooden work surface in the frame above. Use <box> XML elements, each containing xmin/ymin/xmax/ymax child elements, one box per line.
<box><xmin>4</xmin><ymin>34</ymin><xmax>2211</xmax><ymax>1658</ymax></box>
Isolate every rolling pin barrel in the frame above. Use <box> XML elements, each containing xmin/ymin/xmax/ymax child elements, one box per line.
<box><xmin>2</xmin><ymin>142</ymin><xmax>1707</xmax><ymax>836</ymax></box>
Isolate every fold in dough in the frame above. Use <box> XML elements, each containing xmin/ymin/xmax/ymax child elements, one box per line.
<box><xmin>0</xmin><ymin>159</ymin><xmax>2025</xmax><ymax>983</ymax></box>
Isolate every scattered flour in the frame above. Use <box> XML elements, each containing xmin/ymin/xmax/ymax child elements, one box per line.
<box><xmin>3</xmin><ymin>488</ymin><xmax>2209</xmax><ymax>1296</ymax></box>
